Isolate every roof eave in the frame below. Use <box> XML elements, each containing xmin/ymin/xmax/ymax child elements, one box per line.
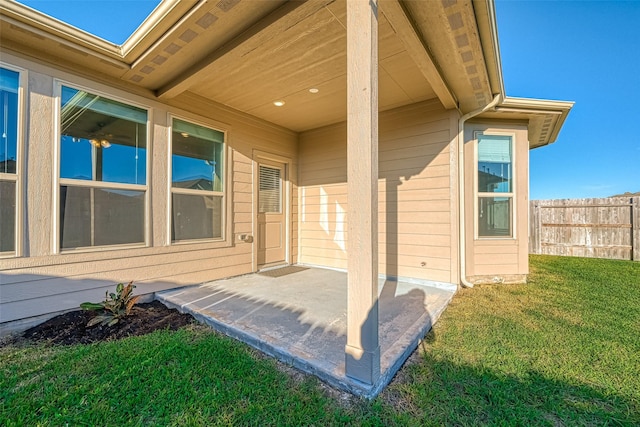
<box><xmin>473</xmin><ymin>0</ymin><xmax>504</xmax><ymax>97</ymax></box>
<box><xmin>1</xmin><ymin>0</ymin><xmax>195</xmax><ymax>64</ymax></box>
<box><xmin>477</xmin><ymin>96</ymin><xmax>574</xmax><ymax>148</ymax></box>
<box><xmin>471</xmin><ymin>1</ymin><xmax>574</xmax><ymax>148</ymax></box>
<box><xmin>506</xmin><ymin>97</ymin><xmax>574</xmax><ymax>147</ymax></box>
<box><xmin>120</xmin><ymin>0</ymin><xmax>197</xmax><ymax>62</ymax></box>
<box><xmin>1</xmin><ymin>0</ymin><xmax>122</xmax><ymax>57</ymax></box>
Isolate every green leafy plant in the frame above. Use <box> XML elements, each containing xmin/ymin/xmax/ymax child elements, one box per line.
<box><xmin>80</xmin><ymin>281</ymin><xmax>140</xmax><ymax>327</ymax></box>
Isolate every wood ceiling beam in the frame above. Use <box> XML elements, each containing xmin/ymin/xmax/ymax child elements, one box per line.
<box><xmin>379</xmin><ymin>0</ymin><xmax>458</xmax><ymax>110</ymax></box>
<box><xmin>157</xmin><ymin>0</ymin><xmax>335</xmax><ymax>100</ymax></box>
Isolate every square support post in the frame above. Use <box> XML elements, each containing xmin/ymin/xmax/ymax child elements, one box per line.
<box><xmin>345</xmin><ymin>0</ymin><xmax>380</xmax><ymax>385</ymax></box>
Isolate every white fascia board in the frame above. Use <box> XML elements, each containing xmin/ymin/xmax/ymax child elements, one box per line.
<box><xmin>120</xmin><ymin>0</ymin><xmax>187</xmax><ymax>59</ymax></box>
<box><xmin>500</xmin><ymin>96</ymin><xmax>575</xmax><ymax>112</ymax></box>
<box><xmin>475</xmin><ymin>0</ymin><xmax>505</xmax><ymax>97</ymax></box>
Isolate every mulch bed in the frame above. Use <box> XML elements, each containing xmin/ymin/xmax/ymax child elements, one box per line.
<box><xmin>20</xmin><ymin>300</ymin><xmax>196</xmax><ymax>346</ymax></box>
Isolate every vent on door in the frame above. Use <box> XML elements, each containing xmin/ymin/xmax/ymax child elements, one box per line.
<box><xmin>259</xmin><ymin>165</ymin><xmax>281</xmax><ymax>213</ymax></box>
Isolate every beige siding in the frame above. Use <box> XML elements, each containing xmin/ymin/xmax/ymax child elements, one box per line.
<box><xmin>0</xmin><ymin>54</ymin><xmax>298</xmax><ymax>324</ymax></box>
<box><xmin>298</xmin><ymin>100</ymin><xmax>457</xmax><ymax>283</ymax></box>
<box><xmin>463</xmin><ymin>122</ymin><xmax>529</xmax><ymax>284</ymax></box>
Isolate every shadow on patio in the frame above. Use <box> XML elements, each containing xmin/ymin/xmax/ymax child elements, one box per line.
<box><xmin>156</xmin><ymin>266</ymin><xmax>456</xmax><ymax>398</ymax></box>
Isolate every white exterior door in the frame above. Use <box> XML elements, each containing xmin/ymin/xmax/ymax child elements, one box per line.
<box><xmin>257</xmin><ymin>160</ymin><xmax>286</xmax><ymax>268</ymax></box>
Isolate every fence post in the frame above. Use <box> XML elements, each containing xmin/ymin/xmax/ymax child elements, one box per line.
<box><xmin>529</xmin><ymin>201</ymin><xmax>534</xmax><ymax>253</ymax></box>
<box><xmin>537</xmin><ymin>202</ymin><xmax>543</xmax><ymax>254</ymax></box>
<box><xmin>633</xmin><ymin>197</ymin><xmax>640</xmax><ymax>261</ymax></box>
<box><xmin>529</xmin><ymin>201</ymin><xmax>541</xmax><ymax>255</ymax></box>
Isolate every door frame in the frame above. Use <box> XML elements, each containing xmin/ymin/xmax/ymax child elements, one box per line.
<box><xmin>252</xmin><ymin>150</ymin><xmax>292</xmax><ymax>271</ymax></box>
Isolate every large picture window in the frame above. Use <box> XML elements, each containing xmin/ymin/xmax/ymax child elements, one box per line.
<box><xmin>0</xmin><ymin>67</ymin><xmax>20</xmax><ymax>255</ymax></box>
<box><xmin>171</xmin><ymin>118</ymin><xmax>224</xmax><ymax>242</ymax></box>
<box><xmin>58</xmin><ymin>85</ymin><xmax>148</xmax><ymax>250</ymax></box>
<box><xmin>477</xmin><ymin>133</ymin><xmax>514</xmax><ymax>237</ymax></box>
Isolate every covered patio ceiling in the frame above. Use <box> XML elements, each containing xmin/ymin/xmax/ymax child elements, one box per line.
<box><xmin>151</xmin><ymin>0</ymin><xmax>446</xmax><ymax>131</ymax></box>
<box><xmin>1</xmin><ymin>0</ymin><xmax>500</xmax><ymax>132</ymax></box>
<box><xmin>165</xmin><ymin>2</ymin><xmax>438</xmax><ymax>132</ymax></box>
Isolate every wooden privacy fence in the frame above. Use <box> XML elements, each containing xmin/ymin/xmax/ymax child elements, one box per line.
<box><xmin>529</xmin><ymin>197</ymin><xmax>640</xmax><ymax>261</ymax></box>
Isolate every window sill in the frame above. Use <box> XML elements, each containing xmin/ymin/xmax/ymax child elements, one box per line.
<box><xmin>59</xmin><ymin>242</ymin><xmax>148</xmax><ymax>254</ymax></box>
<box><xmin>0</xmin><ymin>251</ymin><xmax>18</xmax><ymax>259</ymax></box>
<box><xmin>475</xmin><ymin>237</ymin><xmax>517</xmax><ymax>242</ymax></box>
<box><xmin>171</xmin><ymin>237</ymin><xmax>225</xmax><ymax>246</ymax></box>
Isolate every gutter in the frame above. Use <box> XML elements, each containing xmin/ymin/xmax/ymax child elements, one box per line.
<box><xmin>457</xmin><ymin>94</ymin><xmax>502</xmax><ymax>288</ymax></box>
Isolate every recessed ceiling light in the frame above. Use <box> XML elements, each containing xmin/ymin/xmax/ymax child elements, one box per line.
<box><xmin>309</xmin><ymin>88</ymin><xmax>319</xmax><ymax>94</ymax></box>
<box><xmin>273</xmin><ymin>101</ymin><xmax>285</xmax><ymax>107</ymax></box>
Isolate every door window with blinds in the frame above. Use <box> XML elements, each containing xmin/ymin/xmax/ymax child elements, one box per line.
<box><xmin>259</xmin><ymin>165</ymin><xmax>282</xmax><ymax>213</ymax></box>
<box><xmin>476</xmin><ymin>133</ymin><xmax>514</xmax><ymax>238</ymax></box>
<box><xmin>171</xmin><ymin>118</ymin><xmax>225</xmax><ymax>242</ymax></box>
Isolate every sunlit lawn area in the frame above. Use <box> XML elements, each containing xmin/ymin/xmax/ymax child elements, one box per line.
<box><xmin>1</xmin><ymin>255</ymin><xmax>638</xmax><ymax>426</ymax></box>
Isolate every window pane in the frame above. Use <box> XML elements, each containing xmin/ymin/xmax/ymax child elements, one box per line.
<box><xmin>1</xmin><ymin>68</ymin><xmax>19</xmax><ymax>174</ymax></box>
<box><xmin>171</xmin><ymin>193</ymin><xmax>222</xmax><ymax>241</ymax></box>
<box><xmin>0</xmin><ymin>180</ymin><xmax>16</xmax><ymax>252</ymax></box>
<box><xmin>478</xmin><ymin>134</ymin><xmax>512</xmax><ymax>193</ymax></box>
<box><xmin>172</xmin><ymin>118</ymin><xmax>224</xmax><ymax>192</ymax></box>
<box><xmin>259</xmin><ymin>165</ymin><xmax>281</xmax><ymax>213</ymax></box>
<box><xmin>60</xmin><ymin>86</ymin><xmax>147</xmax><ymax>185</ymax></box>
<box><xmin>478</xmin><ymin>196</ymin><xmax>512</xmax><ymax>237</ymax></box>
<box><xmin>60</xmin><ymin>186</ymin><xmax>145</xmax><ymax>249</ymax></box>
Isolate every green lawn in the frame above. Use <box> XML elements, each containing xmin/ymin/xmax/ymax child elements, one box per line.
<box><xmin>1</xmin><ymin>255</ymin><xmax>639</xmax><ymax>426</ymax></box>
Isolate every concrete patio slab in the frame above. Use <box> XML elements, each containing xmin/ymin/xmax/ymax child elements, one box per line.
<box><xmin>156</xmin><ymin>266</ymin><xmax>456</xmax><ymax>398</ymax></box>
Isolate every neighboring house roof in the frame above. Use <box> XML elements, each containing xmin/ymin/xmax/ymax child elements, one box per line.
<box><xmin>0</xmin><ymin>0</ymin><xmax>572</xmax><ymax>146</ymax></box>
<box><xmin>611</xmin><ymin>191</ymin><xmax>640</xmax><ymax>197</ymax></box>
<box><xmin>172</xmin><ymin>177</ymin><xmax>214</xmax><ymax>191</ymax></box>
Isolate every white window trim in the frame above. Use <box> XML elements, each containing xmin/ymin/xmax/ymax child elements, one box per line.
<box><xmin>0</xmin><ymin>63</ymin><xmax>26</xmax><ymax>258</ymax></box>
<box><xmin>53</xmin><ymin>80</ymin><xmax>152</xmax><ymax>253</ymax></box>
<box><xmin>168</xmin><ymin>114</ymin><xmax>228</xmax><ymax>245</ymax></box>
<box><xmin>473</xmin><ymin>130</ymin><xmax>517</xmax><ymax>240</ymax></box>
<box><xmin>58</xmin><ymin>178</ymin><xmax>147</xmax><ymax>191</ymax></box>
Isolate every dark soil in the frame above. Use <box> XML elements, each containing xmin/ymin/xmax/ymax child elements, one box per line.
<box><xmin>21</xmin><ymin>300</ymin><xmax>195</xmax><ymax>345</ymax></box>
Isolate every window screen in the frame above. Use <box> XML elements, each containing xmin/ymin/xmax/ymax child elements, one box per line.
<box><xmin>59</xmin><ymin>186</ymin><xmax>145</xmax><ymax>249</ymax></box>
<box><xmin>0</xmin><ymin>180</ymin><xmax>16</xmax><ymax>252</ymax></box>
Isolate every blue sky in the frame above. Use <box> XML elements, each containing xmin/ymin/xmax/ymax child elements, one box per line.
<box><xmin>19</xmin><ymin>0</ymin><xmax>640</xmax><ymax>200</ymax></box>
<box><xmin>20</xmin><ymin>0</ymin><xmax>160</xmax><ymax>44</ymax></box>
<box><xmin>496</xmin><ymin>0</ymin><xmax>640</xmax><ymax>199</ymax></box>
